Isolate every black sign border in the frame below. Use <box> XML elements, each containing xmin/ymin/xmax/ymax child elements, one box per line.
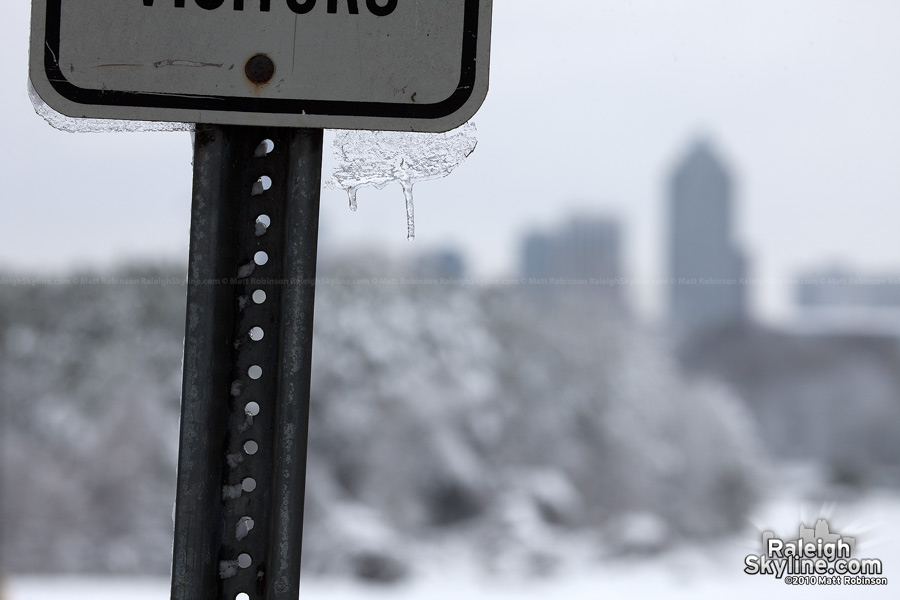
<box><xmin>43</xmin><ymin>0</ymin><xmax>481</xmax><ymax>121</ymax></box>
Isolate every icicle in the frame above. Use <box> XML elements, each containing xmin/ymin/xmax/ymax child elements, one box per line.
<box><xmin>402</xmin><ymin>182</ymin><xmax>415</xmax><ymax>240</ymax></box>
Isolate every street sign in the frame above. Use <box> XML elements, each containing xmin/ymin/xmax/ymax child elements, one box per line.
<box><xmin>29</xmin><ymin>0</ymin><xmax>492</xmax><ymax>132</ymax></box>
<box><xmin>29</xmin><ymin>5</ymin><xmax>495</xmax><ymax>598</ymax></box>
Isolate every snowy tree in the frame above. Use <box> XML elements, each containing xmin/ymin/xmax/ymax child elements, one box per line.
<box><xmin>0</xmin><ymin>260</ymin><xmax>763</xmax><ymax>578</ymax></box>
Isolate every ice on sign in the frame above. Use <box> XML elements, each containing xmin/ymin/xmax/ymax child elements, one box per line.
<box><xmin>30</xmin><ymin>0</ymin><xmax>492</xmax><ymax>131</ymax></box>
<box><xmin>328</xmin><ymin>122</ymin><xmax>478</xmax><ymax>240</ymax></box>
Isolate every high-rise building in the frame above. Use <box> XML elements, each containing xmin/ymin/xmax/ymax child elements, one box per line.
<box><xmin>795</xmin><ymin>265</ymin><xmax>900</xmax><ymax>309</ymax></box>
<box><xmin>668</xmin><ymin>140</ymin><xmax>746</xmax><ymax>334</ymax></box>
<box><xmin>520</xmin><ymin>215</ymin><xmax>622</xmax><ymax>296</ymax></box>
<box><xmin>413</xmin><ymin>248</ymin><xmax>467</xmax><ymax>280</ymax></box>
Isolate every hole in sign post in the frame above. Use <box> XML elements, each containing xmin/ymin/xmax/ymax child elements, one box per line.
<box><xmin>255</xmin><ymin>139</ymin><xmax>275</xmax><ymax>157</ymax></box>
<box><xmin>251</xmin><ymin>176</ymin><xmax>272</xmax><ymax>196</ymax></box>
<box><xmin>255</xmin><ymin>214</ymin><xmax>271</xmax><ymax>236</ymax></box>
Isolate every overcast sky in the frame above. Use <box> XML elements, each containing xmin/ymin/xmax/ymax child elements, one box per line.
<box><xmin>3</xmin><ymin>1</ymin><xmax>900</xmax><ymax>320</ymax></box>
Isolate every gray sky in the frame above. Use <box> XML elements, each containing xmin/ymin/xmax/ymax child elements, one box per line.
<box><xmin>3</xmin><ymin>1</ymin><xmax>900</xmax><ymax>320</ymax></box>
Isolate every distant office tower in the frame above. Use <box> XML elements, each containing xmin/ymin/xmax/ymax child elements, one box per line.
<box><xmin>668</xmin><ymin>140</ymin><xmax>746</xmax><ymax>334</ymax></box>
<box><xmin>795</xmin><ymin>265</ymin><xmax>900</xmax><ymax>308</ymax></box>
<box><xmin>413</xmin><ymin>248</ymin><xmax>466</xmax><ymax>279</ymax></box>
<box><xmin>521</xmin><ymin>215</ymin><xmax>622</xmax><ymax>292</ymax></box>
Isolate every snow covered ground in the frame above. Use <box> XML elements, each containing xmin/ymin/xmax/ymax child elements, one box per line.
<box><xmin>6</xmin><ymin>479</ymin><xmax>899</xmax><ymax>600</ymax></box>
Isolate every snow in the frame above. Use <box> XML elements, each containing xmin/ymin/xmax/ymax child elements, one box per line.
<box><xmin>2</xmin><ymin>263</ymin><xmax>898</xmax><ymax>589</ymax></box>
<box><xmin>5</xmin><ymin>485</ymin><xmax>899</xmax><ymax>599</ymax></box>
<box><xmin>0</xmin><ymin>265</ymin><xmax>761</xmax><ymax>576</ymax></box>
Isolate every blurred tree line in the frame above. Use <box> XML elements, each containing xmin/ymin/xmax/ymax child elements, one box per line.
<box><xmin>0</xmin><ymin>260</ymin><xmax>760</xmax><ymax>579</ymax></box>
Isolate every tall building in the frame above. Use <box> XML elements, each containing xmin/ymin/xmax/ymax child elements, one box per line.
<box><xmin>521</xmin><ymin>215</ymin><xmax>622</xmax><ymax>297</ymax></box>
<box><xmin>668</xmin><ymin>140</ymin><xmax>746</xmax><ymax>334</ymax></box>
<box><xmin>795</xmin><ymin>265</ymin><xmax>900</xmax><ymax>309</ymax></box>
<box><xmin>413</xmin><ymin>248</ymin><xmax>466</xmax><ymax>280</ymax></box>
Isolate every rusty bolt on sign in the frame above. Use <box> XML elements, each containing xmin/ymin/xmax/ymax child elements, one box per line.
<box><xmin>245</xmin><ymin>54</ymin><xmax>275</xmax><ymax>85</ymax></box>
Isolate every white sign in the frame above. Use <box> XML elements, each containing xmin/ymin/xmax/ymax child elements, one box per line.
<box><xmin>30</xmin><ymin>0</ymin><xmax>492</xmax><ymax>132</ymax></box>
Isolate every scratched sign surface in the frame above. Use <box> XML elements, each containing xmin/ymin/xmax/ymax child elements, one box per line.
<box><xmin>29</xmin><ymin>0</ymin><xmax>492</xmax><ymax>131</ymax></box>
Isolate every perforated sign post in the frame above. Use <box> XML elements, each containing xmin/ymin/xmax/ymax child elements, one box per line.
<box><xmin>30</xmin><ymin>2</ymin><xmax>492</xmax><ymax>600</ymax></box>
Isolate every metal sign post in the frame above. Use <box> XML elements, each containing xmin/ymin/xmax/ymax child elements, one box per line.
<box><xmin>173</xmin><ymin>125</ymin><xmax>322</xmax><ymax>600</ymax></box>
